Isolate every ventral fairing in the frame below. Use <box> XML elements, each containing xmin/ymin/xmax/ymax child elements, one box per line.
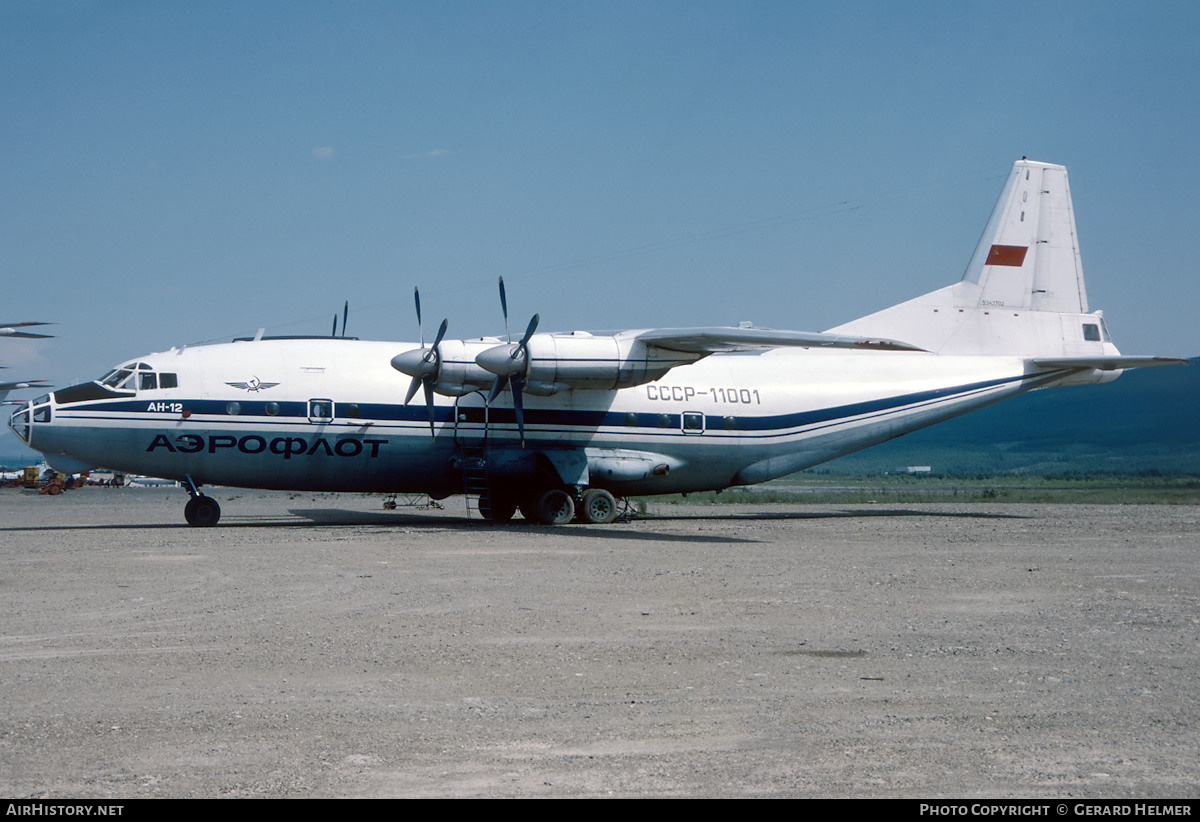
<box><xmin>8</xmin><ymin>160</ymin><xmax>1184</xmax><ymax>526</ymax></box>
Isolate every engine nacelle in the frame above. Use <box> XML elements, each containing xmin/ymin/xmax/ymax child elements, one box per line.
<box><xmin>499</xmin><ymin>331</ymin><xmax>702</xmax><ymax>393</ymax></box>
<box><xmin>430</xmin><ymin>339</ymin><xmax>506</xmax><ymax>396</ymax></box>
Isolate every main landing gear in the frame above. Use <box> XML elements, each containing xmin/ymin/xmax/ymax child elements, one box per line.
<box><xmin>182</xmin><ymin>476</ymin><xmax>221</xmax><ymax>527</ymax></box>
<box><xmin>482</xmin><ymin>486</ymin><xmax>621</xmax><ymax>525</ymax></box>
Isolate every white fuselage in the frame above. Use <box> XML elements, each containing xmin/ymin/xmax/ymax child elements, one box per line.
<box><xmin>10</xmin><ymin>337</ymin><xmax>1071</xmax><ymax>497</ymax></box>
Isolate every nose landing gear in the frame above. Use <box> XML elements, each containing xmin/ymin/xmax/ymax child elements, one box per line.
<box><xmin>183</xmin><ymin>476</ymin><xmax>221</xmax><ymax>527</ymax></box>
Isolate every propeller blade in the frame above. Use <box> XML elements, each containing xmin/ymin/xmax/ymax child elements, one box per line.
<box><xmin>519</xmin><ymin>313</ymin><xmax>539</xmax><ymax>348</ymax></box>
<box><xmin>404</xmin><ymin>375</ymin><xmax>422</xmax><ymax>405</ymax></box>
<box><xmin>422</xmin><ymin>379</ymin><xmax>437</xmax><ymax>438</ymax></box>
<box><xmin>414</xmin><ymin>287</ymin><xmax>423</xmax><ymax>348</ymax></box>
<box><xmin>431</xmin><ymin>318</ymin><xmax>448</xmax><ymax>350</ymax></box>
<box><xmin>499</xmin><ymin>276</ymin><xmax>510</xmax><ymax>342</ymax></box>
<box><xmin>341</xmin><ymin>301</ymin><xmax>349</xmax><ymax>338</ymax></box>
<box><xmin>331</xmin><ymin>314</ymin><xmax>338</xmax><ymax>337</ymax></box>
<box><xmin>487</xmin><ymin>374</ymin><xmax>508</xmax><ymax>404</ymax></box>
<box><xmin>510</xmin><ymin>374</ymin><xmax>526</xmax><ymax>447</ymax></box>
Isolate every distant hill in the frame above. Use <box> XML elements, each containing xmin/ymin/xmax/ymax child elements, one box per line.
<box><xmin>817</xmin><ymin>358</ymin><xmax>1200</xmax><ymax>474</ymax></box>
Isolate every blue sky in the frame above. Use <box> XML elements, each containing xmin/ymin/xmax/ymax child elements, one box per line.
<box><xmin>2</xmin><ymin>0</ymin><xmax>1197</xmax><ymax>425</ymax></box>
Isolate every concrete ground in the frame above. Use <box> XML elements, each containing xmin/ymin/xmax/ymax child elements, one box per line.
<box><xmin>1</xmin><ymin>486</ymin><xmax>1196</xmax><ymax>798</ymax></box>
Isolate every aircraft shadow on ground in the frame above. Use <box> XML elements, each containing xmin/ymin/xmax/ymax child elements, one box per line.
<box><xmin>283</xmin><ymin>508</ymin><xmax>755</xmax><ymax>544</ymax></box>
<box><xmin>642</xmin><ymin>508</ymin><xmax>1030</xmax><ymax>522</ymax></box>
<box><xmin>0</xmin><ymin>506</ymin><xmax>1027</xmax><ymax>539</ymax></box>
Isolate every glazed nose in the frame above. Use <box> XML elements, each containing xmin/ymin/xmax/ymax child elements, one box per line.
<box><xmin>7</xmin><ymin>401</ymin><xmax>32</xmax><ymax>444</ymax></box>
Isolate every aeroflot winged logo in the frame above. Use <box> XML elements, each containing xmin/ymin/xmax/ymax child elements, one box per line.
<box><xmin>225</xmin><ymin>376</ymin><xmax>281</xmax><ymax>392</ymax></box>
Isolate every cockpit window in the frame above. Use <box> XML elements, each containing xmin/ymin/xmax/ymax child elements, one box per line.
<box><xmin>100</xmin><ymin>369</ymin><xmax>135</xmax><ymax>388</ymax></box>
<box><xmin>54</xmin><ymin>382</ymin><xmax>134</xmax><ymax>404</ymax></box>
<box><xmin>96</xmin><ymin>366</ymin><xmax>178</xmax><ymax>391</ymax></box>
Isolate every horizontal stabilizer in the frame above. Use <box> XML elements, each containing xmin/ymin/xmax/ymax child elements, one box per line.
<box><xmin>1030</xmin><ymin>356</ymin><xmax>1188</xmax><ymax>371</ymax></box>
<box><xmin>635</xmin><ymin>327</ymin><xmax>924</xmax><ymax>354</ymax></box>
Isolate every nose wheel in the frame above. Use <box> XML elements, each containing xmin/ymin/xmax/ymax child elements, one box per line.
<box><xmin>182</xmin><ymin>476</ymin><xmax>221</xmax><ymax>526</ymax></box>
<box><xmin>184</xmin><ymin>495</ymin><xmax>221</xmax><ymax>527</ymax></box>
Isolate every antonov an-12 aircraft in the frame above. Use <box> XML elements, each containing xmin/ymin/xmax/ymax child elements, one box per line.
<box><xmin>7</xmin><ymin>160</ymin><xmax>1184</xmax><ymax>526</ymax></box>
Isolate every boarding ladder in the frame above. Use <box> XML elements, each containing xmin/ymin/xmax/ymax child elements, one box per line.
<box><xmin>453</xmin><ymin>393</ymin><xmax>493</xmax><ymax>519</ymax></box>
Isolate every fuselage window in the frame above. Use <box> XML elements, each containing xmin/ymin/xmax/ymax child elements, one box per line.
<box><xmin>1082</xmin><ymin>323</ymin><xmax>1101</xmax><ymax>342</ymax></box>
<box><xmin>308</xmin><ymin>399</ymin><xmax>334</xmax><ymax>422</ymax></box>
<box><xmin>139</xmin><ymin>373</ymin><xmax>158</xmax><ymax>391</ymax></box>
<box><xmin>160</xmin><ymin>373</ymin><xmax>178</xmax><ymax>389</ymax></box>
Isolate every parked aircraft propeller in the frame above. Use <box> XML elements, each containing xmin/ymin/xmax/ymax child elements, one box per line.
<box><xmin>330</xmin><ymin>301</ymin><xmax>349</xmax><ymax>338</ymax></box>
<box><xmin>0</xmin><ymin>322</ymin><xmax>54</xmax><ymax>339</ymax></box>
<box><xmin>477</xmin><ymin>277</ymin><xmax>539</xmax><ymax>446</ymax></box>
<box><xmin>390</xmin><ymin>288</ymin><xmax>449</xmax><ymax>438</ymax></box>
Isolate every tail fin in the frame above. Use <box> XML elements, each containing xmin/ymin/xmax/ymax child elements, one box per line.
<box><xmin>828</xmin><ymin>159</ymin><xmax>1117</xmax><ymax>359</ymax></box>
<box><xmin>964</xmin><ymin>159</ymin><xmax>1088</xmax><ymax>313</ymax></box>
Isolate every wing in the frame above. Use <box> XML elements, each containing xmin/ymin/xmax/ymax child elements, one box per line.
<box><xmin>456</xmin><ymin>325</ymin><xmax>928</xmax><ymax>400</ymax></box>
<box><xmin>632</xmin><ymin>326</ymin><xmax>925</xmax><ymax>354</ymax></box>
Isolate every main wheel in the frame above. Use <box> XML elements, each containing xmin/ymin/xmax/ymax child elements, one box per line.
<box><xmin>578</xmin><ymin>488</ymin><xmax>619</xmax><ymax>524</ymax></box>
<box><xmin>480</xmin><ymin>493</ymin><xmax>516</xmax><ymax>523</ymax></box>
<box><xmin>531</xmin><ymin>488</ymin><xmax>575</xmax><ymax>525</ymax></box>
<box><xmin>184</xmin><ymin>495</ymin><xmax>221</xmax><ymax>527</ymax></box>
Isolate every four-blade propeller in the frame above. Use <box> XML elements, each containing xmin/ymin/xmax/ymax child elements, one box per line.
<box><xmin>477</xmin><ymin>279</ymin><xmax>538</xmax><ymax>446</ymax></box>
<box><xmin>389</xmin><ymin>288</ymin><xmax>449</xmax><ymax>438</ymax></box>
